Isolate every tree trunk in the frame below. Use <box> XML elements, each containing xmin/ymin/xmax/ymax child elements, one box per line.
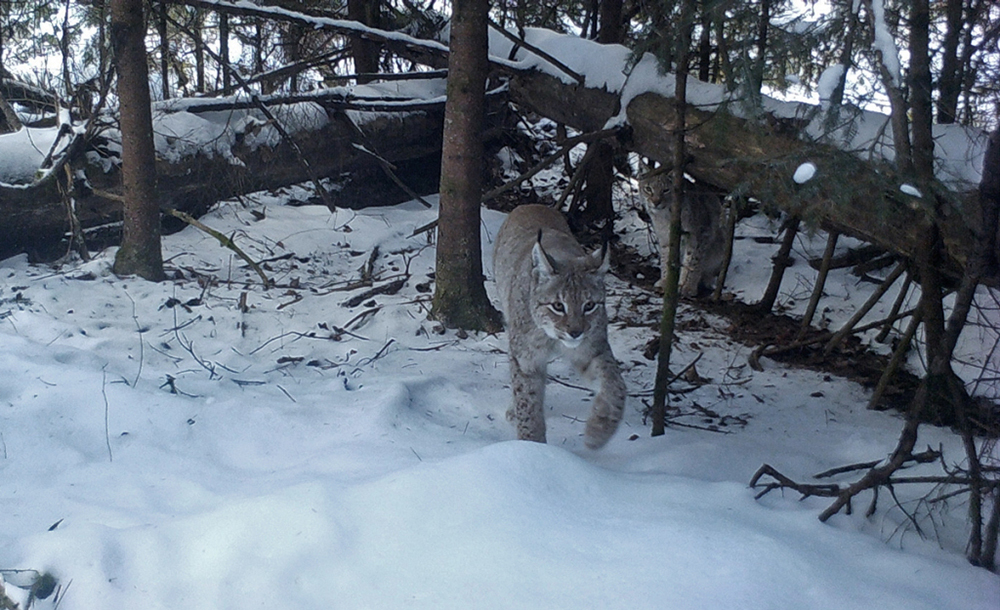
<box><xmin>348</xmin><ymin>0</ymin><xmax>381</xmax><ymax>83</ymax></box>
<box><xmin>0</xmin><ymin>94</ymin><xmax>449</xmax><ymax>261</ymax></box>
<box><xmin>1</xmin><ymin>4</ymin><xmax>24</xmax><ymax>132</ymax></box>
<box><xmin>60</xmin><ymin>0</ymin><xmax>72</xmax><ymax>99</ymax></box>
<box><xmin>578</xmin><ymin>139</ymin><xmax>616</xmax><ymax>241</ymax></box>
<box><xmin>697</xmin><ymin>2</ymin><xmax>712</xmax><ymax>82</ymax></box>
<box><xmin>219</xmin><ymin>13</ymin><xmax>232</xmax><ymax>94</ymax></box>
<box><xmin>193</xmin><ymin>10</ymin><xmax>205</xmax><ymax>93</ymax></box>
<box><xmin>751</xmin><ymin>0</ymin><xmax>771</xmax><ymax>99</ymax></box>
<box><xmin>158</xmin><ymin>1</ymin><xmax>170</xmax><ymax>100</ymax></box>
<box><xmin>509</xmin><ymin>68</ymin><xmax>989</xmax><ymax>286</ymax></box>
<box><xmin>0</xmin><ymin>89</ymin><xmax>21</xmax><ymax>134</ymax></box>
<box><xmin>860</xmin><ymin>0</ymin><xmax>913</xmax><ymax>176</ymax></box>
<box><xmin>110</xmin><ymin>0</ymin><xmax>165</xmax><ymax>281</ymax></box>
<box><xmin>982</xmin><ymin>127</ymin><xmax>1000</xmax><ymax>276</ymax></box>
<box><xmin>825</xmin><ymin>7</ymin><xmax>858</xmax><ymax>125</ymax></box>
<box><xmin>575</xmin><ymin>0</ymin><xmax>625</xmax><ymax>241</ymax></box>
<box><xmin>286</xmin><ymin>24</ymin><xmax>304</xmax><ymax>93</ymax></box>
<box><xmin>909</xmin><ymin>0</ymin><xmax>934</xmax><ymax>180</ymax></box>
<box><xmin>936</xmin><ymin>0</ymin><xmax>963</xmax><ymax>124</ymax></box>
<box><xmin>431</xmin><ymin>0</ymin><xmax>501</xmax><ymax>332</ymax></box>
<box><xmin>651</xmin><ymin>0</ymin><xmax>695</xmax><ymax>437</ymax></box>
<box><xmin>597</xmin><ymin>0</ymin><xmax>623</xmax><ymax>45</ymax></box>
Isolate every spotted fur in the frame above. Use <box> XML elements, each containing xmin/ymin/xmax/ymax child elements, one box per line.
<box><xmin>639</xmin><ymin>171</ymin><xmax>727</xmax><ymax>297</ymax></box>
<box><xmin>493</xmin><ymin>205</ymin><xmax>626</xmax><ymax>449</ymax></box>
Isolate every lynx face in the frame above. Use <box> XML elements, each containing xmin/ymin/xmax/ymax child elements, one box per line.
<box><xmin>493</xmin><ymin>204</ymin><xmax>626</xmax><ymax>449</ymax></box>
<box><xmin>529</xmin><ymin>240</ymin><xmax>606</xmax><ymax>349</ymax></box>
<box><xmin>638</xmin><ymin>170</ymin><xmax>727</xmax><ymax>297</ymax></box>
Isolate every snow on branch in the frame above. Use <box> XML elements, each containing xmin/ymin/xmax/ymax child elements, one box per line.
<box><xmin>163</xmin><ymin>0</ymin><xmax>451</xmax><ymax>62</ymax></box>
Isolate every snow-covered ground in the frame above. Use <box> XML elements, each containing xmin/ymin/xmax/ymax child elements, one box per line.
<box><xmin>1</xmin><ymin>186</ymin><xmax>997</xmax><ymax>609</ymax></box>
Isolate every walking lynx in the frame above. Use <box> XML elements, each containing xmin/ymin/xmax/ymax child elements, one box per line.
<box><xmin>493</xmin><ymin>204</ymin><xmax>626</xmax><ymax>449</ymax></box>
<box><xmin>639</xmin><ymin>170</ymin><xmax>727</xmax><ymax>297</ymax></box>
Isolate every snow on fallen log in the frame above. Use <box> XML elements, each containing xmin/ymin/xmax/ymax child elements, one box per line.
<box><xmin>0</xmin><ymin>78</ymin><xmax>450</xmax><ymax>260</ymax></box>
<box><xmin>499</xmin><ymin>27</ymin><xmax>992</xmax><ymax>285</ymax></box>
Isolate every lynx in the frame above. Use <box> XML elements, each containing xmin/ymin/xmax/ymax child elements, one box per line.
<box><xmin>638</xmin><ymin>170</ymin><xmax>727</xmax><ymax>297</ymax></box>
<box><xmin>493</xmin><ymin>204</ymin><xmax>626</xmax><ymax>449</ymax></box>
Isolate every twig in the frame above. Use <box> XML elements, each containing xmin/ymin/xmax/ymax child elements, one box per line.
<box><xmin>232</xmin><ymin>379</ymin><xmax>266</xmax><ymax>387</ymax></box>
<box><xmin>409</xmin><ymin>127</ymin><xmax>622</xmax><ymax>238</ymax></box>
<box><xmin>813</xmin><ymin>459</ymin><xmax>883</xmax><ymax>479</ymax></box>
<box><xmin>750</xmin><ymin>464</ymin><xmax>840</xmax><ymax>500</ymax></box>
<box><xmin>663</xmin><ymin>418</ymin><xmax>733</xmax><ymax>434</ymax></box>
<box><xmin>165</xmin><ymin>208</ymin><xmax>270</xmax><ymax>287</ymax></box>
<box><xmin>101</xmin><ymin>367</ymin><xmax>113</xmax><ymax>463</ymax></box>
<box><xmin>59</xmin><ymin>164</ymin><xmax>90</xmax><ymax>261</ymax></box>
<box><xmin>276</xmin><ymin>385</ymin><xmax>296</xmax><ymax>402</ymax></box>
<box><xmin>163</xmin><ymin>10</ymin><xmax>339</xmax><ymax>212</ymax></box>
<box><xmin>250</xmin><ymin>331</ymin><xmax>307</xmax><ymax>356</ymax></box>
<box><xmin>818</xmin><ymin>418</ymin><xmax>921</xmax><ymax>521</ymax></box>
<box><xmin>750</xmin><ymin>306</ymin><xmax>917</xmax><ymax>368</ymax></box>
<box><xmin>824</xmin><ymin>261</ymin><xmax>907</xmax><ymax>355</ymax></box>
<box><xmin>711</xmin><ymin>195</ymin><xmax>740</xmax><ymax>302</ymax></box>
<box><xmin>813</xmin><ymin>448</ymin><xmax>940</xmax><ymax>478</ymax></box>
<box><xmin>487</xmin><ymin>19</ymin><xmax>585</xmax><ymax>85</ymax></box>
<box><xmin>555</xmin><ymin>138</ymin><xmax>599</xmax><ymax>210</ymax></box>
<box><xmin>162</xmin><ymin>314</ymin><xmax>203</xmax><ymax>335</ymax></box>
<box><xmin>481</xmin><ymin>127</ymin><xmax>620</xmax><ymax>203</ymax></box>
<box><xmin>343</xmin><ymin>306</ymin><xmax>381</xmax><ymax>331</ymax></box>
<box><xmin>876</xmin><ymin>270</ymin><xmax>914</xmax><ymax>342</ymax></box>
<box><xmin>355</xmin><ymin>339</ymin><xmax>395</xmax><ymax>367</ymax></box>
<box><xmin>123</xmin><ymin>289</ymin><xmax>145</xmax><ymax>387</ymax></box>
<box><xmin>634</xmin><ymin>353</ymin><xmax>706</xmax><ymax>396</ymax></box>
<box><xmin>324</xmin><ymin>69</ymin><xmax>449</xmax><ymax>84</ymax></box>
<box><xmin>342</xmin><ymin>278</ymin><xmax>407</xmax><ymax>308</ymax></box>
<box><xmin>348</xmin><ymin>130</ymin><xmax>434</xmax><ymax>208</ymax></box>
<box><xmin>755</xmin><ymin>216</ymin><xmax>800</xmax><ymax>313</ymax></box>
<box><xmin>168</xmin><ymin>304</ymin><xmax>218</xmax><ymax>379</ymax></box>
<box><xmin>408</xmin><ymin>340</ymin><xmax>460</xmax><ymax>352</ymax></box>
<box><xmin>361</xmin><ymin>246</ymin><xmax>380</xmax><ymax>284</ymax></box>
<box><xmin>665</xmin><ymin>352</ymin><xmax>704</xmax><ymax>388</ymax></box>
<box><xmin>546</xmin><ymin>375</ymin><xmax>593</xmax><ymax>393</ymax></box>
<box><xmin>867</xmin><ymin>308</ymin><xmax>923</xmax><ymax>410</ymax></box>
<box><xmin>798</xmin><ymin>231</ymin><xmax>839</xmax><ymax>337</ymax></box>
<box><xmin>205</xmin><ymin>48</ymin><xmax>348</xmax><ymax>95</ymax></box>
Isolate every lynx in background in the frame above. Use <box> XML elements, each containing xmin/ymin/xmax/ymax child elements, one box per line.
<box><xmin>493</xmin><ymin>205</ymin><xmax>626</xmax><ymax>449</ymax></box>
<box><xmin>639</xmin><ymin>170</ymin><xmax>727</xmax><ymax>297</ymax></box>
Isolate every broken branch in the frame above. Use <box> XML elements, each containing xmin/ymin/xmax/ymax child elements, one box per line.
<box><xmin>164</xmin><ymin>208</ymin><xmax>270</xmax><ymax>287</ymax></box>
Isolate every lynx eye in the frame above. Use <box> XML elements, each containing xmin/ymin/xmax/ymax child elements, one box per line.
<box><xmin>582</xmin><ymin>301</ymin><xmax>598</xmax><ymax>314</ymax></box>
<box><xmin>548</xmin><ymin>302</ymin><xmax>566</xmax><ymax>315</ymax></box>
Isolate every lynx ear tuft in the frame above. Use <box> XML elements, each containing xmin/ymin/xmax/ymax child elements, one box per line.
<box><xmin>531</xmin><ymin>231</ymin><xmax>559</xmax><ymax>277</ymax></box>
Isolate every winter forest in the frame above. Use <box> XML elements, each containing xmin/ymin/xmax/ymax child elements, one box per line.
<box><xmin>0</xmin><ymin>0</ymin><xmax>999</xmax><ymax>608</ymax></box>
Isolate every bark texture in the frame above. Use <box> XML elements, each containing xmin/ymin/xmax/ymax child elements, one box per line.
<box><xmin>510</xmin><ymin>69</ymin><xmax>990</xmax><ymax>286</ymax></box>
<box><xmin>110</xmin><ymin>0</ymin><xmax>165</xmax><ymax>281</ymax></box>
<box><xmin>431</xmin><ymin>0</ymin><xmax>501</xmax><ymax>331</ymax></box>
<box><xmin>0</xmin><ymin>103</ymin><xmax>445</xmax><ymax>260</ymax></box>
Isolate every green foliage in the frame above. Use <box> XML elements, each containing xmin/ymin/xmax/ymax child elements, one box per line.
<box><xmin>0</xmin><ymin>0</ymin><xmax>994</xmax><ymax>128</ymax></box>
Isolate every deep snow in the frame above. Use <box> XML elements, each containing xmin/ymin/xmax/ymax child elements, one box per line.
<box><xmin>0</xmin><ymin>188</ymin><xmax>997</xmax><ymax>609</ymax></box>
<box><xmin>0</xmin><ymin>14</ymin><xmax>996</xmax><ymax>607</ymax></box>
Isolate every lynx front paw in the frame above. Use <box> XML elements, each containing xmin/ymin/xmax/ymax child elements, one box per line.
<box><xmin>584</xmin><ymin>413</ymin><xmax>618</xmax><ymax>449</ymax></box>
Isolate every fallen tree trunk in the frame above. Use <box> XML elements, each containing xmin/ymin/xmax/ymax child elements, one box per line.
<box><xmin>2</xmin><ymin>13</ymin><xmax>990</xmax><ymax>285</ymax></box>
<box><xmin>510</xmin><ymin>70</ymin><xmax>993</xmax><ymax>287</ymax></box>
<box><xmin>0</xmin><ymin>100</ymin><xmax>446</xmax><ymax>260</ymax></box>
